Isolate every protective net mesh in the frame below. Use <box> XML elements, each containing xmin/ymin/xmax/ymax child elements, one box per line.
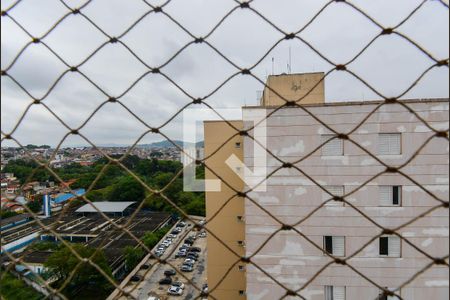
<box><xmin>1</xmin><ymin>0</ymin><xmax>449</xmax><ymax>299</ymax></box>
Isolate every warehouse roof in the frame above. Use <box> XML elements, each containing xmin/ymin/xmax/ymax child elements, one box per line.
<box><xmin>75</xmin><ymin>201</ymin><xmax>136</xmax><ymax>213</ymax></box>
<box><xmin>53</xmin><ymin>188</ymin><xmax>85</xmax><ymax>204</ymax></box>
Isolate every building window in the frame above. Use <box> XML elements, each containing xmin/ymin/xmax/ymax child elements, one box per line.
<box><xmin>379</xmin><ymin>186</ymin><xmax>401</xmax><ymax>206</ymax></box>
<box><xmin>323</xmin><ymin>236</ymin><xmax>345</xmax><ymax>257</ymax></box>
<box><xmin>324</xmin><ymin>185</ymin><xmax>345</xmax><ymax>206</ymax></box>
<box><xmin>235</xmin><ymin>142</ymin><xmax>241</xmax><ymax>149</ymax></box>
<box><xmin>321</xmin><ymin>135</ymin><xmax>343</xmax><ymax>156</ymax></box>
<box><xmin>379</xmin><ymin>236</ymin><xmax>401</xmax><ymax>257</ymax></box>
<box><xmin>325</xmin><ymin>286</ymin><xmax>346</xmax><ymax>300</ymax></box>
<box><xmin>378</xmin><ymin>133</ymin><xmax>401</xmax><ymax>155</ymax></box>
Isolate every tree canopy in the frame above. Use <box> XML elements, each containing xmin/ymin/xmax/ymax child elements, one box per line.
<box><xmin>44</xmin><ymin>244</ymin><xmax>112</xmax><ymax>297</ymax></box>
<box><xmin>4</xmin><ymin>156</ymin><xmax>205</xmax><ymax>216</ymax></box>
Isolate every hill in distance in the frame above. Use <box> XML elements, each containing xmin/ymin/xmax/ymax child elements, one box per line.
<box><xmin>138</xmin><ymin>140</ymin><xmax>204</xmax><ymax>148</ymax></box>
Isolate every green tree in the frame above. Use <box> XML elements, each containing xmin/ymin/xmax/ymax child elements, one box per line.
<box><xmin>0</xmin><ymin>211</ymin><xmax>18</xmax><ymax>219</ymax></box>
<box><xmin>123</xmin><ymin>246</ymin><xmax>144</xmax><ymax>271</ymax></box>
<box><xmin>0</xmin><ymin>272</ymin><xmax>44</xmax><ymax>300</ymax></box>
<box><xmin>44</xmin><ymin>244</ymin><xmax>112</xmax><ymax>296</ymax></box>
<box><xmin>26</xmin><ymin>198</ymin><xmax>42</xmax><ymax>213</ymax></box>
<box><xmin>142</xmin><ymin>228</ymin><xmax>170</xmax><ymax>249</ymax></box>
<box><xmin>108</xmin><ymin>176</ymin><xmax>145</xmax><ymax>202</ymax></box>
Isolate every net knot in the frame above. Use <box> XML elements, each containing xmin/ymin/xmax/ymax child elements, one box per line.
<box><xmin>285</xmin><ymin>33</ymin><xmax>295</xmax><ymax>40</ymax></box>
<box><xmin>382</xmin><ymin>28</ymin><xmax>394</xmax><ymax>35</ymax></box>
<box><xmin>240</xmin><ymin>2</ymin><xmax>250</xmax><ymax>8</ymax></box>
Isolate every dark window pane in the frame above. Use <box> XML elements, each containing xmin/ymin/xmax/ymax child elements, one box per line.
<box><xmin>393</xmin><ymin>186</ymin><xmax>400</xmax><ymax>205</ymax></box>
<box><xmin>380</xmin><ymin>237</ymin><xmax>389</xmax><ymax>255</ymax></box>
<box><xmin>324</xmin><ymin>236</ymin><xmax>333</xmax><ymax>254</ymax></box>
<box><xmin>378</xmin><ymin>294</ymin><xmax>388</xmax><ymax>300</ymax></box>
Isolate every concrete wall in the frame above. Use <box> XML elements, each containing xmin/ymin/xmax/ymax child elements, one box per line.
<box><xmin>261</xmin><ymin>72</ymin><xmax>325</xmax><ymax>106</ymax></box>
<box><xmin>243</xmin><ymin>100</ymin><xmax>449</xmax><ymax>299</ymax></box>
<box><xmin>204</xmin><ymin>120</ymin><xmax>247</xmax><ymax>299</ymax></box>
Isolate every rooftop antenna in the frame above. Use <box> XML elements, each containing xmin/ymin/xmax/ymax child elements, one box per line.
<box><xmin>272</xmin><ymin>57</ymin><xmax>275</xmax><ymax>75</ymax></box>
<box><xmin>288</xmin><ymin>46</ymin><xmax>292</xmax><ymax>74</ymax></box>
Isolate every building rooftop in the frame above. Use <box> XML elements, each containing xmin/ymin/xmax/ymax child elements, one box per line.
<box><xmin>244</xmin><ymin>97</ymin><xmax>449</xmax><ymax>109</ymax></box>
<box><xmin>21</xmin><ymin>251</ymin><xmax>53</xmax><ymax>264</ymax></box>
<box><xmin>0</xmin><ymin>213</ymin><xmax>31</xmax><ymax>227</ymax></box>
<box><xmin>75</xmin><ymin>201</ymin><xmax>136</xmax><ymax>213</ymax></box>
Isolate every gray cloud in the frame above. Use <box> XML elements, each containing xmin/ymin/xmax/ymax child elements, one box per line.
<box><xmin>1</xmin><ymin>0</ymin><xmax>448</xmax><ymax>147</ymax></box>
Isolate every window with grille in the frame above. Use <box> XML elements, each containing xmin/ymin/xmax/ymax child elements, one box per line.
<box><xmin>321</xmin><ymin>135</ymin><xmax>344</xmax><ymax>156</ymax></box>
<box><xmin>378</xmin><ymin>133</ymin><xmax>401</xmax><ymax>155</ymax></box>
<box><xmin>324</xmin><ymin>236</ymin><xmax>345</xmax><ymax>256</ymax></box>
<box><xmin>325</xmin><ymin>286</ymin><xmax>346</xmax><ymax>300</ymax></box>
<box><xmin>379</xmin><ymin>186</ymin><xmax>401</xmax><ymax>206</ymax></box>
<box><xmin>379</xmin><ymin>236</ymin><xmax>401</xmax><ymax>257</ymax></box>
<box><xmin>323</xmin><ymin>185</ymin><xmax>345</xmax><ymax>206</ymax></box>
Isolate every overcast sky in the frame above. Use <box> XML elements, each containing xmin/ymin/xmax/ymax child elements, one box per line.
<box><xmin>1</xmin><ymin>0</ymin><xmax>449</xmax><ymax>148</ymax></box>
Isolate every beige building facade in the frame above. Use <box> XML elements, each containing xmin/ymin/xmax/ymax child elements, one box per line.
<box><xmin>243</xmin><ymin>99</ymin><xmax>449</xmax><ymax>299</ymax></box>
<box><xmin>204</xmin><ymin>120</ymin><xmax>247</xmax><ymax>299</ymax></box>
<box><xmin>204</xmin><ymin>73</ymin><xmax>448</xmax><ymax>300</ymax></box>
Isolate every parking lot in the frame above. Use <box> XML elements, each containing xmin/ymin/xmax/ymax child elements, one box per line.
<box><xmin>115</xmin><ymin>219</ymin><xmax>208</xmax><ymax>300</ymax></box>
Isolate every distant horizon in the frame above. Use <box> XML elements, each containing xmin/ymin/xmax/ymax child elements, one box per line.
<box><xmin>1</xmin><ymin>139</ymin><xmax>205</xmax><ymax>149</ymax></box>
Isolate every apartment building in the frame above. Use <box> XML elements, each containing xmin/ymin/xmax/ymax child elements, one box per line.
<box><xmin>205</xmin><ymin>72</ymin><xmax>449</xmax><ymax>300</ymax></box>
<box><xmin>205</xmin><ymin>73</ymin><xmax>449</xmax><ymax>300</ymax></box>
<box><xmin>204</xmin><ymin>73</ymin><xmax>326</xmax><ymax>299</ymax></box>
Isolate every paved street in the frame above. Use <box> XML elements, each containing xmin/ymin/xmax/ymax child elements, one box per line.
<box><xmin>118</xmin><ymin>219</ymin><xmax>207</xmax><ymax>300</ymax></box>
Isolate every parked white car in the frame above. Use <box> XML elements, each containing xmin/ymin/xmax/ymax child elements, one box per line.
<box><xmin>168</xmin><ymin>286</ymin><xmax>183</xmax><ymax>296</ymax></box>
<box><xmin>171</xmin><ymin>282</ymin><xmax>185</xmax><ymax>290</ymax></box>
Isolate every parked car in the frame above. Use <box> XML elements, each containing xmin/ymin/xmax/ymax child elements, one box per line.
<box><xmin>130</xmin><ymin>275</ymin><xmax>141</xmax><ymax>282</ymax></box>
<box><xmin>177</xmin><ymin>221</ymin><xmax>186</xmax><ymax>227</ymax></box>
<box><xmin>184</xmin><ymin>258</ymin><xmax>196</xmax><ymax>265</ymax></box>
<box><xmin>175</xmin><ymin>251</ymin><xmax>187</xmax><ymax>258</ymax></box>
<box><xmin>168</xmin><ymin>234</ymin><xmax>177</xmax><ymax>239</ymax></box>
<box><xmin>183</xmin><ymin>261</ymin><xmax>194</xmax><ymax>268</ymax></box>
<box><xmin>180</xmin><ymin>264</ymin><xmax>194</xmax><ymax>272</ymax></box>
<box><xmin>168</xmin><ymin>286</ymin><xmax>184</xmax><ymax>296</ymax></box>
<box><xmin>164</xmin><ymin>269</ymin><xmax>177</xmax><ymax>276</ymax></box>
<box><xmin>140</xmin><ymin>263</ymin><xmax>151</xmax><ymax>269</ymax></box>
<box><xmin>189</xmin><ymin>247</ymin><xmax>202</xmax><ymax>253</ymax></box>
<box><xmin>184</xmin><ymin>239</ymin><xmax>194</xmax><ymax>245</ymax></box>
<box><xmin>159</xmin><ymin>277</ymin><xmax>172</xmax><ymax>285</ymax></box>
<box><xmin>187</xmin><ymin>252</ymin><xmax>199</xmax><ymax>258</ymax></box>
<box><xmin>199</xmin><ymin>231</ymin><xmax>207</xmax><ymax>238</ymax></box>
<box><xmin>171</xmin><ymin>282</ymin><xmax>185</xmax><ymax>289</ymax></box>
